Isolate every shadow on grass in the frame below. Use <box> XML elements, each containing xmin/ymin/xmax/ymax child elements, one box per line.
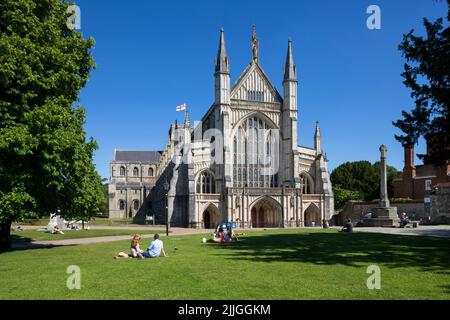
<box><xmin>10</xmin><ymin>234</ymin><xmax>32</xmax><ymax>243</ymax></box>
<box><xmin>0</xmin><ymin>242</ymin><xmax>73</xmax><ymax>253</ymax></box>
<box><xmin>211</xmin><ymin>231</ymin><xmax>450</xmax><ymax>273</ymax></box>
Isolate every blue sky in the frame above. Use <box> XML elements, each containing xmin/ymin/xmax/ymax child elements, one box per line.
<box><xmin>75</xmin><ymin>0</ymin><xmax>448</xmax><ymax>180</ymax></box>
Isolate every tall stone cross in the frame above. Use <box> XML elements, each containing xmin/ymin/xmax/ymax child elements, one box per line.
<box><xmin>379</xmin><ymin>144</ymin><xmax>390</xmax><ymax>208</ymax></box>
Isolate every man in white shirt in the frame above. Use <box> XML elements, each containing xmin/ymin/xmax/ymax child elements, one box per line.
<box><xmin>143</xmin><ymin>234</ymin><xmax>168</xmax><ymax>258</ymax></box>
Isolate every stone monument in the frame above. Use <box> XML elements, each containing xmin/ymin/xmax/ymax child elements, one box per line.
<box><xmin>363</xmin><ymin>145</ymin><xmax>400</xmax><ymax>227</ymax></box>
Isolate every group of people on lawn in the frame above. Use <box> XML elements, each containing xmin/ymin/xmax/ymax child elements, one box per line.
<box><xmin>322</xmin><ymin>218</ymin><xmax>353</xmax><ymax>232</ymax></box>
<box><xmin>203</xmin><ymin>225</ymin><xmax>239</xmax><ymax>243</ymax></box>
<box><xmin>115</xmin><ymin>224</ymin><xmax>240</xmax><ymax>259</ymax></box>
<box><xmin>116</xmin><ymin>220</ymin><xmax>355</xmax><ymax>260</ymax></box>
<box><xmin>115</xmin><ymin>233</ymin><xmax>168</xmax><ymax>259</ymax></box>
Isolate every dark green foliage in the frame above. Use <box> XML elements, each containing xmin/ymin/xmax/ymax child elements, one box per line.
<box><xmin>394</xmin><ymin>2</ymin><xmax>450</xmax><ymax>165</ymax></box>
<box><xmin>332</xmin><ymin>185</ymin><xmax>361</xmax><ymax>210</ymax></box>
<box><xmin>0</xmin><ymin>0</ymin><xmax>101</xmax><ymax>248</ymax></box>
<box><xmin>98</xmin><ymin>183</ymin><xmax>109</xmax><ymax>214</ymax></box>
<box><xmin>331</xmin><ymin>161</ymin><xmax>400</xmax><ymax>203</ymax></box>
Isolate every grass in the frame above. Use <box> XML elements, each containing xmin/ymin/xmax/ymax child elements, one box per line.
<box><xmin>10</xmin><ymin>229</ymin><xmax>165</xmax><ymax>242</ymax></box>
<box><xmin>0</xmin><ymin>229</ymin><xmax>449</xmax><ymax>299</ymax></box>
<box><xmin>18</xmin><ymin>217</ymin><xmax>146</xmax><ymax>227</ymax></box>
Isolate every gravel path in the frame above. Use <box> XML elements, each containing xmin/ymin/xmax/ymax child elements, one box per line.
<box><xmin>10</xmin><ymin>228</ymin><xmax>212</xmax><ymax>250</ymax></box>
<box><xmin>10</xmin><ymin>225</ymin><xmax>450</xmax><ymax>250</ymax></box>
<box><xmin>351</xmin><ymin>225</ymin><xmax>450</xmax><ymax>238</ymax></box>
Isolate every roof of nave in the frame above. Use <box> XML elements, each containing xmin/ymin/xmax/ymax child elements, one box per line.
<box><xmin>113</xmin><ymin>150</ymin><xmax>162</xmax><ymax>163</ymax></box>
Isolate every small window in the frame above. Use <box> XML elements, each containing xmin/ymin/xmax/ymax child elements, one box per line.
<box><xmin>120</xmin><ymin>166</ymin><xmax>126</xmax><ymax>176</ymax></box>
<box><xmin>133</xmin><ymin>200</ymin><xmax>139</xmax><ymax>211</ymax></box>
<box><xmin>247</xmin><ymin>90</ymin><xmax>264</xmax><ymax>102</ymax></box>
<box><xmin>425</xmin><ymin>180</ymin><xmax>432</xmax><ymax>191</ymax></box>
<box><xmin>148</xmin><ymin>167</ymin><xmax>154</xmax><ymax>177</ymax></box>
<box><xmin>119</xmin><ymin>200</ymin><xmax>125</xmax><ymax>210</ymax></box>
<box><xmin>133</xmin><ymin>167</ymin><xmax>139</xmax><ymax>176</ymax></box>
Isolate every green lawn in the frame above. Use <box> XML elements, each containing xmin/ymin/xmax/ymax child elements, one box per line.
<box><xmin>0</xmin><ymin>229</ymin><xmax>449</xmax><ymax>299</ymax></box>
<box><xmin>10</xmin><ymin>229</ymin><xmax>164</xmax><ymax>242</ymax></box>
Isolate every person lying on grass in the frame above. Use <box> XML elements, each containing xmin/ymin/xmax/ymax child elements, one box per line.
<box><xmin>52</xmin><ymin>225</ymin><xmax>64</xmax><ymax>235</ymax></box>
<box><xmin>203</xmin><ymin>226</ymin><xmax>247</xmax><ymax>244</ymax></box>
<box><xmin>203</xmin><ymin>227</ymin><xmax>240</xmax><ymax>243</ymax></box>
<box><xmin>204</xmin><ymin>227</ymin><xmax>226</xmax><ymax>243</ymax></box>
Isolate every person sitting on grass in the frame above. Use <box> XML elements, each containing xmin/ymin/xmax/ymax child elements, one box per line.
<box><xmin>322</xmin><ymin>219</ymin><xmax>330</xmax><ymax>229</ymax></box>
<box><xmin>224</xmin><ymin>226</ymin><xmax>239</xmax><ymax>241</ymax></box>
<box><xmin>341</xmin><ymin>219</ymin><xmax>353</xmax><ymax>233</ymax></box>
<box><xmin>204</xmin><ymin>227</ymin><xmax>226</xmax><ymax>243</ymax></box>
<box><xmin>114</xmin><ymin>234</ymin><xmax>145</xmax><ymax>259</ymax></box>
<box><xmin>130</xmin><ymin>234</ymin><xmax>144</xmax><ymax>259</ymax></box>
<box><xmin>142</xmin><ymin>234</ymin><xmax>168</xmax><ymax>258</ymax></box>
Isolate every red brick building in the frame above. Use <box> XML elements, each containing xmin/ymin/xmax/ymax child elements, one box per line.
<box><xmin>393</xmin><ymin>145</ymin><xmax>450</xmax><ymax>201</ymax></box>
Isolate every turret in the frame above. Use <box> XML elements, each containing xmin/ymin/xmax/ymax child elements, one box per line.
<box><xmin>314</xmin><ymin>121</ymin><xmax>322</xmax><ymax>154</ymax></box>
<box><xmin>281</xmin><ymin>39</ymin><xmax>299</xmax><ymax>187</ymax></box>
<box><xmin>214</xmin><ymin>28</ymin><xmax>230</xmax><ymax>105</ymax></box>
<box><xmin>184</xmin><ymin>110</ymin><xmax>190</xmax><ymax>128</ymax></box>
<box><xmin>283</xmin><ymin>39</ymin><xmax>296</xmax><ymax>81</ymax></box>
<box><xmin>214</xmin><ymin>28</ymin><xmax>232</xmax><ymax>189</ymax></box>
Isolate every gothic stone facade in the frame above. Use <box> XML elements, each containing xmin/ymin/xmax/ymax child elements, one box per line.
<box><xmin>109</xmin><ymin>150</ymin><xmax>161</xmax><ymax>219</ymax></box>
<box><xmin>109</xmin><ymin>28</ymin><xmax>334</xmax><ymax>228</ymax></box>
<box><xmin>430</xmin><ymin>183</ymin><xmax>450</xmax><ymax>224</ymax></box>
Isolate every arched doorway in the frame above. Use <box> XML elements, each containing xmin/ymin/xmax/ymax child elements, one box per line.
<box><xmin>250</xmin><ymin>197</ymin><xmax>281</xmax><ymax>228</ymax></box>
<box><xmin>203</xmin><ymin>204</ymin><xmax>220</xmax><ymax>229</ymax></box>
<box><xmin>304</xmin><ymin>203</ymin><xmax>321</xmax><ymax>227</ymax></box>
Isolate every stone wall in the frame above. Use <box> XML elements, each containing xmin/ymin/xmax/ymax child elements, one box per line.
<box><xmin>336</xmin><ymin>200</ymin><xmax>424</xmax><ymax>225</ymax></box>
<box><xmin>430</xmin><ymin>185</ymin><xmax>450</xmax><ymax>224</ymax></box>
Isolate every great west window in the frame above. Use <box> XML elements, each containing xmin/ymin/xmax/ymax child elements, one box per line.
<box><xmin>233</xmin><ymin>115</ymin><xmax>279</xmax><ymax>188</ymax></box>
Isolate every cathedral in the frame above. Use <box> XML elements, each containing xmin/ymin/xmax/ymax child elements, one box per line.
<box><xmin>109</xmin><ymin>27</ymin><xmax>334</xmax><ymax>228</ymax></box>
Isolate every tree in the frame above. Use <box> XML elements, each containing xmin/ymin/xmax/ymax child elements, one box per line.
<box><xmin>0</xmin><ymin>0</ymin><xmax>102</xmax><ymax>249</ymax></box>
<box><xmin>331</xmin><ymin>161</ymin><xmax>399</xmax><ymax>203</ymax></box>
<box><xmin>371</xmin><ymin>161</ymin><xmax>399</xmax><ymax>201</ymax></box>
<box><xmin>98</xmin><ymin>183</ymin><xmax>109</xmax><ymax>214</ymax></box>
<box><xmin>331</xmin><ymin>161</ymin><xmax>376</xmax><ymax>200</ymax></box>
<box><xmin>333</xmin><ymin>185</ymin><xmax>361</xmax><ymax>210</ymax></box>
<box><xmin>393</xmin><ymin>1</ymin><xmax>450</xmax><ymax>165</ymax></box>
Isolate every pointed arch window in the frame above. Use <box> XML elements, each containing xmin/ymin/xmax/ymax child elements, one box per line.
<box><xmin>119</xmin><ymin>200</ymin><xmax>125</xmax><ymax>210</ymax></box>
<box><xmin>232</xmin><ymin>115</ymin><xmax>278</xmax><ymax>188</ymax></box>
<box><xmin>300</xmin><ymin>173</ymin><xmax>313</xmax><ymax>194</ymax></box>
<box><xmin>196</xmin><ymin>171</ymin><xmax>216</xmax><ymax>194</ymax></box>
<box><xmin>120</xmin><ymin>166</ymin><xmax>126</xmax><ymax>176</ymax></box>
